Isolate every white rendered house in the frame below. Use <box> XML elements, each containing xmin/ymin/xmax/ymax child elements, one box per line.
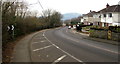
<box><xmin>98</xmin><ymin>4</ymin><xmax>120</xmax><ymax>27</ymax></box>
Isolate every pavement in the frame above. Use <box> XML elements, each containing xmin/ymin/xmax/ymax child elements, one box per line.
<box><xmin>12</xmin><ymin>27</ymin><xmax>119</xmax><ymax>63</ymax></box>
<box><xmin>12</xmin><ymin>30</ymin><xmax>46</xmax><ymax>62</ymax></box>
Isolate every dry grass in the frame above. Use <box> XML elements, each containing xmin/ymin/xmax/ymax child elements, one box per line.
<box><xmin>2</xmin><ymin>35</ymin><xmax>25</xmax><ymax>63</ymax></box>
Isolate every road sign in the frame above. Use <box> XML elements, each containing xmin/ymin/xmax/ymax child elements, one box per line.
<box><xmin>7</xmin><ymin>25</ymin><xmax>14</xmax><ymax>31</ymax></box>
<box><xmin>11</xmin><ymin>25</ymin><xmax>14</xmax><ymax>30</ymax></box>
<box><xmin>7</xmin><ymin>26</ymin><xmax>10</xmax><ymax>31</ymax></box>
<box><xmin>7</xmin><ymin>25</ymin><xmax>15</xmax><ymax>39</ymax></box>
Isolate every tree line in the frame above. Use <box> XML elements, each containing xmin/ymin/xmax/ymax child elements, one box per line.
<box><xmin>64</xmin><ymin>16</ymin><xmax>81</xmax><ymax>26</ymax></box>
<box><xmin>2</xmin><ymin>1</ymin><xmax>62</xmax><ymax>46</ymax></box>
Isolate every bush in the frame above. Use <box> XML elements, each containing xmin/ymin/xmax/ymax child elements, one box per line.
<box><xmin>2</xmin><ymin>2</ymin><xmax>62</xmax><ymax>46</ymax></box>
<box><xmin>90</xmin><ymin>25</ymin><xmax>109</xmax><ymax>31</ymax></box>
<box><xmin>109</xmin><ymin>26</ymin><xmax>120</xmax><ymax>33</ymax></box>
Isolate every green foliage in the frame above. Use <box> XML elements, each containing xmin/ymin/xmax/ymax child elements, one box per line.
<box><xmin>82</xmin><ymin>26</ymin><xmax>92</xmax><ymax>30</ymax></box>
<box><xmin>90</xmin><ymin>25</ymin><xmax>109</xmax><ymax>30</ymax></box>
<box><xmin>116</xmin><ymin>28</ymin><xmax>120</xmax><ymax>32</ymax></box>
<box><xmin>70</xmin><ymin>18</ymin><xmax>80</xmax><ymax>25</ymax></box>
<box><xmin>90</xmin><ymin>25</ymin><xmax>120</xmax><ymax>33</ymax></box>
<box><xmin>70</xmin><ymin>21</ymin><xmax>78</xmax><ymax>25</ymax></box>
<box><xmin>109</xmin><ymin>26</ymin><xmax>120</xmax><ymax>33</ymax></box>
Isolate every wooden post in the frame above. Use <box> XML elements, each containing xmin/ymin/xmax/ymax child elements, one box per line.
<box><xmin>108</xmin><ymin>30</ymin><xmax>112</xmax><ymax>40</ymax></box>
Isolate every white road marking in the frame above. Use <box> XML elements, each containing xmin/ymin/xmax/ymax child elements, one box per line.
<box><xmin>52</xmin><ymin>55</ymin><xmax>66</xmax><ymax>64</ymax></box>
<box><xmin>33</xmin><ymin>45</ymin><xmax>53</xmax><ymax>52</ymax></box>
<box><xmin>32</xmin><ymin>40</ymin><xmax>45</xmax><ymax>44</ymax></box>
<box><xmin>46</xmin><ymin>55</ymin><xmax>49</xmax><ymax>57</ymax></box>
<box><xmin>40</xmin><ymin>41</ymin><xmax>45</xmax><ymax>42</ymax></box>
<box><xmin>66</xmin><ymin>30</ymin><xmax>68</xmax><ymax>33</ymax></box>
<box><xmin>43</xmin><ymin>32</ymin><xmax>85</xmax><ymax>63</ymax></box>
<box><xmin>43</xmin><ymin>32</ymin><xmax>45</xmax><ymax>36</ymax></box>
<box><xmin>32</xmin><ymin>42</ymin><xmax>39</xmax><ymax>44</ymax></box>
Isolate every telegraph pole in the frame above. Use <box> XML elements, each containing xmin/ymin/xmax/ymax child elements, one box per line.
<box><xmin>0</xmin><ymin>0</ymin><xmax>2</xmax><ymax>63</ymax></box>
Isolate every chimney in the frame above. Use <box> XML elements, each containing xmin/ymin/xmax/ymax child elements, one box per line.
<box><xmin>106</xmin><ymin>3</ymin><xmax>110</xmax><ymax>8</ymax></box>
<box><xmin>90</xmin><ymin>10</ymin><xmax>92</xmax><ymax>12</ymax></box>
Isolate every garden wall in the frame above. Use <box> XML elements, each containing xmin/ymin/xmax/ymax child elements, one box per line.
<box><xmin>89</xmin><ymin>29</ymin><xmax>120</xmax><ymax>42</ymax></box>
<box><xmin>111</xmin><ymin>32</ymin><xmax>120</xmax><ymax>41</ymax></box>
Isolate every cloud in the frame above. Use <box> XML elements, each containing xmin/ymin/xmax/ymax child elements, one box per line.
<box><xmin>26</xmin><ymin>0</ymin><xmax>119</xmax><ymax>14</ymax></box>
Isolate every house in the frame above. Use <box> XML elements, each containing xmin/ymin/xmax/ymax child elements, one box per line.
<box><xmin>92</xmin><ymin>11</ymin><xmax>101</xmax><ymax>26</ymax></box>
<box><xmin>82</xmin><ymin>3</ymin><xmax>120</xmax><ymax>27</ymax></box>
<box><xmin>81</xmin><ymin>10</ymin><xmax>96</xmax><ymax>25</ymax></box>
<box><xmin>94</xmin><ymin>4</ymin><xmax>120</xmax><ymax>27</ymax></box>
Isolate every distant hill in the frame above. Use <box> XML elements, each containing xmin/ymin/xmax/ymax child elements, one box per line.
<box><xmin>62</xmin><ymin>13</ymin><xmax>81</xmax><ymax>21</ymax></box>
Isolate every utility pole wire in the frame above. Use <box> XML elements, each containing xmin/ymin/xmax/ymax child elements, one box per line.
<box><xmin>29</xmin><ymin>3</ymin><xmax>38</xmax><ymax>6</ymax></box>
<box><xmin>38</xmin><ymin>0</ymin><xmax>44</xmax><ymax>10</ymax></box>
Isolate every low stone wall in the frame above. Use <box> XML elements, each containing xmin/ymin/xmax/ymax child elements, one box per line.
<box><xmin>89</xmin><ymin>29</ymin><xmax>120</xmax><ymax>41</ymax></box>
<box><xmin>111</xmin><ymin>32</ymin><xmax>120</xmax><ymax>41</ymax></box>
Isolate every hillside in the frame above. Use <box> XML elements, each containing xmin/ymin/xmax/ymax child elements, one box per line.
<box><xmin>62</xmin><ymin>13</ymin><xmax>81</xmax><ymax>21</ymax></box>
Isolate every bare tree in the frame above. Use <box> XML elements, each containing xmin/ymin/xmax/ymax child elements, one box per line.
<box><xmin>41</xmin><ymin>9</ymin><xmax>62</xmax><ymax>28</ymax></box>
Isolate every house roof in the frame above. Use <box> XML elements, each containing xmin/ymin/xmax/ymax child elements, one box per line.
<box><xmin>82</xmin><ymin>11</ymin><xmax>97</xmax><ymax>17</ymax></box>
<box><xmin>98</xmin><ymin>5</ymin><xmax>120</xmax><ymax>13</ymax></box>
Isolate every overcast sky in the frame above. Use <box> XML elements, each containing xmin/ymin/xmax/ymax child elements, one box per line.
<box><xmin>25</xmin><ymin>0</ymin><xmax>120</xmax><ymax>14</ymax></box>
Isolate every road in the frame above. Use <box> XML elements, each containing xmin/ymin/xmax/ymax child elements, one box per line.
<box><xmin>29</xmin><ymin>27</ymin><xmax>118</xmax><ymax>63</ymax></box>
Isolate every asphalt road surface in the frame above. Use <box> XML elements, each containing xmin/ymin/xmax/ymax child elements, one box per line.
<box><xmin>29</xmin><ymin>27</ymin><xmax>118</xmax><ymax>63</ymax></box>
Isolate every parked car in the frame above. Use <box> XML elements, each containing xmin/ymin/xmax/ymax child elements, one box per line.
<box><xmin>73</xmin><ymin>25</ymin><xmax>76</xmax><ymax>29</ymax></box>
<box><xmin>68</xmin><ymin>26</ymin><xmax>71</xmax><ymax>29</ymax></box>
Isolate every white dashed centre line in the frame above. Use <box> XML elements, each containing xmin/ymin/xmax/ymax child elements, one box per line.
<box><xmin>33</xmin><ymin>45</ymin><xmax>53</xmax><ymax>52</ymax></box>
<box><xmin>43</xmin><ymin>31</ymin><xmax>85</xmax><ymax>63</ymax></box>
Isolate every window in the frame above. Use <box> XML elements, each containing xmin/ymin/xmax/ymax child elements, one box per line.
<box><xmin>98</xmin><ymin>22</ymin><xmax>100</xmax><ymax>25</ymax></box>
<box><xmin>103</xmin><ymin>14</ymin><xmax>106</xmax><ymax>17</ymax></box>
<box><xmin>108</xmin><ymin>13</ymin><xmax>112</xmax><ymax>17</ymax></box>
<box><xmin>99</xmin><ymin>15</ymin><xmax>101</xmax><ymax>18</ymax></box>
<box><xmin>104</xmin><ymin>23</ymin><xmax>106</xmax><ymax>27</ymax></box>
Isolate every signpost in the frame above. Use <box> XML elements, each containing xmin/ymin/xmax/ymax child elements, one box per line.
<box><xmin>7</xmin><ymin>25</ymin><xmax>15</xmax><ymax>40</ymax></box>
